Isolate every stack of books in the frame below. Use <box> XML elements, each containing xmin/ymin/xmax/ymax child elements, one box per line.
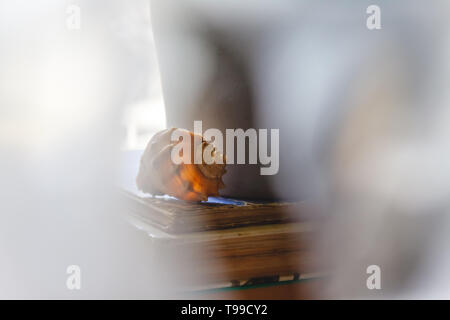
<box><xmin>122</xmin><ymin>190</ymin><xmax>324</xmax><ymax>289</ymax></box>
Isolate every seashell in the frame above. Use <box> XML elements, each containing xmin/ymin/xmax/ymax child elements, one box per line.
<box><xmin>136</xmin><ymin>128</ymin><xmax>226</xmax><ymax>201</ymax></box>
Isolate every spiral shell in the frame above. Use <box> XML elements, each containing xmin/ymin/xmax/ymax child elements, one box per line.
<box><xmin>136</xmin><ymin>128</ymin><xmax>226</xmax><ymax>201</ymax></box>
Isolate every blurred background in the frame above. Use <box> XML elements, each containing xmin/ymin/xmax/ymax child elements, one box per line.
<box><xmin>0</xmin><ymin>0</ymin><xmax>174</xmax><ymax>299</ymax></box>
<box><xmin>2</xmin><ymin>0</ymin><xmax>450</xmax><ymax>299</ymax></box>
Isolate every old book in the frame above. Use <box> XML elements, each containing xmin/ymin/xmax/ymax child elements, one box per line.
<box><xmin>122</xmin><ymin>190</ymin><xmax>315</xmax><ymax>234</ymax></box>
<box><xmin>129</xmin><ymin>214</ymin><xmax>321</xmax><ymax>284</ymax></box>
<box><xmin>122</xmin><ymin>191</ymin><xmax>323</xmax><ymax>286</ymax></box>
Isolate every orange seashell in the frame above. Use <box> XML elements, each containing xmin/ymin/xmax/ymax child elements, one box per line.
<box><xmin>136</xmin><ymin>128</ymin><xmax>226</xmax><ymax>201</ymax></box>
